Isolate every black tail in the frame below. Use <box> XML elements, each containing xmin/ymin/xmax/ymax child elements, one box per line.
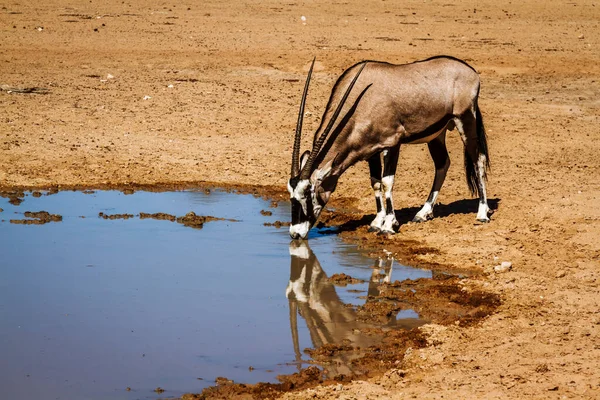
<box><xmin>464</xmin><ymin>104</ymin><xmax>490</xmax><ymax>196</ymax></box>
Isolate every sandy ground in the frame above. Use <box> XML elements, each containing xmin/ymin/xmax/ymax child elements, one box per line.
<box><xmin>1</xmin><ymin>0</ymin><xmax>599</xmax><ymax>398</ymax></box>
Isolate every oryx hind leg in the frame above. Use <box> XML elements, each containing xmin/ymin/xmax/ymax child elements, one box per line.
<box><xmin>413</xmin><ymin>131</ymin><xmax>450</xmax><ymax>222</ymax></box>
<box><xmin>456</xmin><ymin>108</ymin><xmax>491</xmax><ymax>222</ymax></box>
<box><xmin>368</xmin><ymin>153</ymin><xmax>386</xmax><ymax>232</ymax></box>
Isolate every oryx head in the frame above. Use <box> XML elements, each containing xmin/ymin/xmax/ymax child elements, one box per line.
<box><xmin>288</xmin><ymin>59</ymin><xmax>367</xmax><ymax>240</ymax></box>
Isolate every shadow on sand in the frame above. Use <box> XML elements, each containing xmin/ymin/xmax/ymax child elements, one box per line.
<box><xmin>316</xmin><ymin>198</ymin><xmax>500</xmax><ymax>235</ymax></box>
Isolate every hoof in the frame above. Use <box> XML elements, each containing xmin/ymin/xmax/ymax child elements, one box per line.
<box><xmin>476</xmin><ymin>217</ymin><xmax>490</xmax><ymax>224</ymax></box>
<box><xmin>368</xmin><ymin>226</ymin><xmax>381</xmax><ymax>233</ymax></box>
<box><xmin>377</xmin><ymin>229</ymin><xmax>396</xmax><ymax>236</ymax></box>
<box><xmin>412</xmin><ymin>215</ymin><xmax>427</xmax><ymax>223</ymax></box>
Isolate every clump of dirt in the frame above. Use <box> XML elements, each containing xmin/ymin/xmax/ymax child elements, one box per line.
<box><xmin>260</xmin><ymin>209</ymin><xmax>272</xmax><ymax>216</ymax></box>
<box><xmin>182</xmin><ymin>366</ymin><xmax>325</xmax><ymax>400</ymax></box>
<box><xmin>32</xmin><ymin>191</ymin><xmax>42</xmax><ymax>198</ymax></box>
<box><xmin>0</xmin><ymin>190</ymin><xmax>25</xmax><ymax>206</ymax></box>
<box><xmin>176</xmin><ymin>212</ymin><xmax>220</xmax><ymax>229</ymax></box>
<box><xmin>10</xmin><ymin>210</ymin><xmax>63</xmax><ymax>225</ymax></box>
<box><xmin>139</xmin><ymin>212</ymin><xmax>176</xmax><ymax>222</ymax></box>
<box><xmin>328</xmin><ymin>273</ymin><xmax>366</xmax><ymax>286</ymax></box>
<box><xmin>263</xmin><ymin>220</ymin><xmax>290</xmax><ymax>228</ymax></box>
<box><xmin>98</xmin><ymin>212</ymin><xmax>134</xmax><ymax>220</ymax></box>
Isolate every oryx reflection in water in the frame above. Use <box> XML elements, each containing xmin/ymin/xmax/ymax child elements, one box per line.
<box><xmin>286</xmin><ymin>241</ymin><xmax>425</xmax><ymax>376</ymax></box>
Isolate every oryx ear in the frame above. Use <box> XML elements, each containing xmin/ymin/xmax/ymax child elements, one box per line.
<box><xmin>300</xmin><ymin>150</ymin><xmax>310</xmax><ymax>171</ymax></box>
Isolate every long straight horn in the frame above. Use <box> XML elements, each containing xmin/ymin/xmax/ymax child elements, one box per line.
<box><xmin>300</xmin><ymin>61</ymin><xmax>368</xmax><ymax>180</ymax></box>
<box><xmin>291</xmin><ymin>58</ymin><xmax>316</xmax><ymax>178</ymax></box>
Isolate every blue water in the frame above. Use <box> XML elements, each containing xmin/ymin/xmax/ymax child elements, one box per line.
<box><xmin>0</xmin><ymin>190</ymin><xmax>431</xmax><ymax>400</ymax></box>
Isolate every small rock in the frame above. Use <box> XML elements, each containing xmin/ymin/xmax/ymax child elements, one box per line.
<box><xmin>556</xmin><ymin>270</ymin><xmax>567</xmax><ymax>278</ymax></box>
<box><xmin>143</xmin><ymin>95</ymin><xmax>152</xmax><ymax>100</ymax></box>
<box><xmin>494</xmin><ymin>261</ymin><xmax>512</xmax><ymax>273</ymax></box>
<box><xmin>107</xmin><ymin>73</ymin><xmax>114</xmax><ymax>79</ymax></box>
<box><xmin>578</xmin><ymin>34</ymin><xmax>584</xmax><ymax>39</ymax></box>
<box><xmin>167</xmin><ymin>84</ymin><xmax>174</xmax><ymax>88</ymax></box>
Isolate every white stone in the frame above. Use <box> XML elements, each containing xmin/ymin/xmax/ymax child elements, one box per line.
<box><xmin>494</xmin><ymin>261</ymin><xmax>512</xmax><ymax>273</ymax></box>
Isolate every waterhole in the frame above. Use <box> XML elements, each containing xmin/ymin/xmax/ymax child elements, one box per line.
<box><xmin>0</xmin><ymin>190</ymin><xmax>432</xmax><ymax>399</ymax></box>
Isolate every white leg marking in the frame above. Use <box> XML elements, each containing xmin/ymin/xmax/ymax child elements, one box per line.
<box><xmin>382</xmin><ymin>175</ymin><xmax>394</xmax><ymax>199</ymax></box>
<box><xmin>370</xmin><ymin>179</ymin><xmax>385</xmax><ymax>231</ymax></box>
<box><xmin>414</xmin><ymin>190</ymin><xmax>439</xmax><ymax>222</ymax></box>
<box><xmin>476</xmin><ymin>154</ymin><xmax>490</xmax><ymax>222</ymax></box>
<box><xmin>476</xmin><ymin>202</ymin><xmax>490</xmax><ymax>222</ymax></box>
<box><xmin>380</xmin><ymin>175</ymin><xmax>399</xmax><ymax>233</ymax></box>
<box><xmin>370</xmin><ymin>192</ymin><xmax>386</xmax><ymax>230</ymax></box>
<box><xmin>381</xmin><ymin>214</ymin><xmax>398</xmax><ymax>233</ymax></box>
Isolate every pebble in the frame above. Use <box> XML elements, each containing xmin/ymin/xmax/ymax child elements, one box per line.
<box><xmin>494</xmin><ymin>261</ymin><xmax>512</xmax><ymax>273</ymax></box>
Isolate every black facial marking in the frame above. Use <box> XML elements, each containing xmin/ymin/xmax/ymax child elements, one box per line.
<box><xmin>290</xmin><ymin>198</ymin><xmax>303</xmax><ymax>225</ymax></box>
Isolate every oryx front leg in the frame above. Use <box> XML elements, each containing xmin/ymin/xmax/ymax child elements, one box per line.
<box><xmin>414</xmin><ymin>132</ymin><xmax>450</xmax><ymax>222</ymax></box>
<box><xmin>380</xmin><ymin>145</ymin><xmax>400</xmax><ymax>234</ymax></box>
<box><xmin>367</xmin><ymin>153</ymin><xmax>386</xmax><ymax>232</ymax></box>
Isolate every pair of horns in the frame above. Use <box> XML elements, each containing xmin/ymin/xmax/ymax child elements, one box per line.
<box><xmin>291</xmin><ymin>59</ymin><xmax>367</xmax><ymax>180</ymax></box>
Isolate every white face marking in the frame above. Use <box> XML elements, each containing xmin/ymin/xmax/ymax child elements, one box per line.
<box><xmin>289</xmin><ymin>221</ymin><xmax>310</xmax><ymax>239</ymax></box>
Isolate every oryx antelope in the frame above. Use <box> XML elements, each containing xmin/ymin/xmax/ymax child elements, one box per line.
<box><xmin>288</xmin><ymin>56</ymin><xmax>491</xmax><ymax>240</ymax></box>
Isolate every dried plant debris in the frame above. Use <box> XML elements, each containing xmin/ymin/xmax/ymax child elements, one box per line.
<box><xmin>1</xmin><ymin>84</ymin><xmax>50</xmax><ymax>94</ymax></box>
<box><xmin>139</xmin><ymin>212</ymin><xmax>176</xmax><ymax>221</ymax></box>
<box><xmin>11</xmin><ymin>211</ymin><xmax>62</xmax><ymax>225</ymax></box>
<box><xmin>329</xmin><ymin>273</ymin><xmax>366</xmax><ymax>286</ymax></box>
<box><xmin>176</xmin><ymin>212</ymin><xmax>220</xmax><ymax>229</ymax></box>
<box><xmin>98</xmin><ymin>212</ymin><xmax>134</xmax><ymax>220</ymax></box>
<box><xmin>263</xmin><ymin>220</ymin><xmax>290</xmax><ymax>228</ymax></box>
